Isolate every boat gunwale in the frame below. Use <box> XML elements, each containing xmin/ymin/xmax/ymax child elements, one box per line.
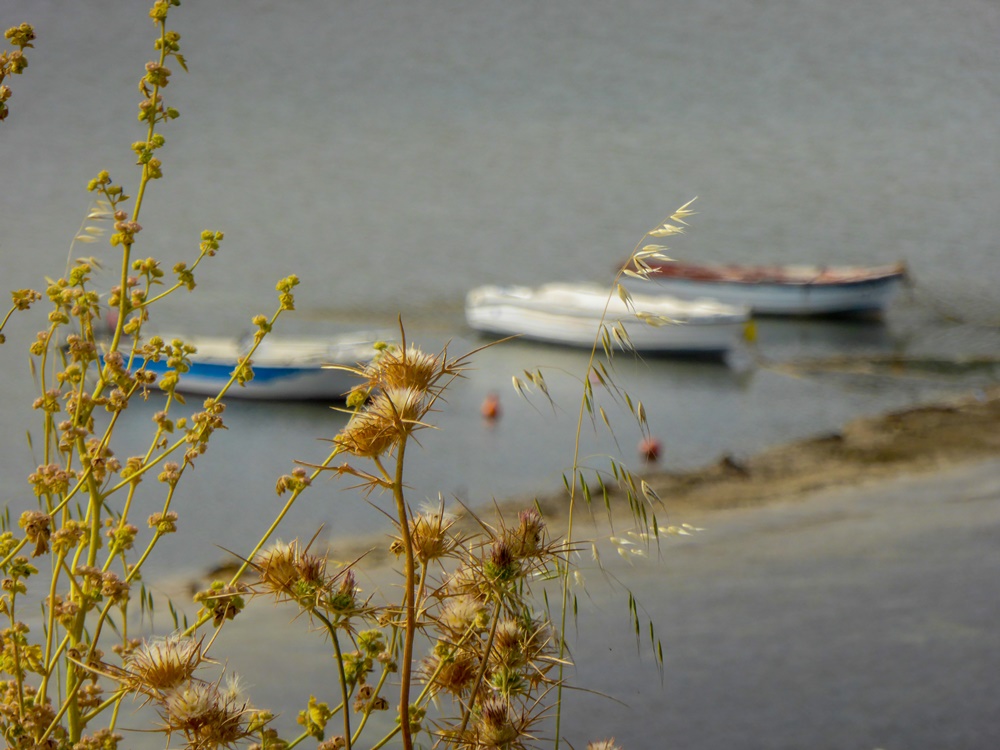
<box><xmin>631</xmin><ymin>261</ymin><xmax>907</xmax><ymax>288</ymax></box>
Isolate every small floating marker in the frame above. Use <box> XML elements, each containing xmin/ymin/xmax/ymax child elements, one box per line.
<box><xmin>638</xmin><ymin>436</ymin><xmax>661</xmax><ymax>462</ymax></box>
<box><xmin>481</xmin><ymin>392</ymin><xmax>501</xmax><ymax>421</ymax></box>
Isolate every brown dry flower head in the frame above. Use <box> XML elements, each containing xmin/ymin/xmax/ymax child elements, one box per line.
<box><xmin>407</xmin><ymin>505</ymin><xmax>459</xmax><ymax>564</ymax></box>
<box><xmin>365</xmin><ymin>343</ymin><xmax>445</xmax><ymax>393</ymax></box>
<box><xmin>335</xmin><ymin>387</ymin><xmax>429</xmax><ymax>458</ymax></box>
<box><xmin>510</xmin><ymin>508</ymin><xmax>546</xmax><ymax>558</ymax></box>
<box><xmin>159</xmin><ymin>676</ymin><xmax>252</xmax><ymax>749</ymax></box>
<box><xmin>334</xmin><ymin>408</ymin><xmax>396</xmax><ymax>458</ymax></box>
<box><xmin>122</xmin><ymin>635</ymin><xmax>204</xmax><ymax>694</ymax></box>
<box><xmin>490</xmin><ymin>615</ymin><xmax>556</xmax><ymax>691</ymax></box>
<box><xmin>254</xmin><ymin>540</ymin><xmax>328</xmax><ymax>602</ymax></box>
<box><xmin>587</xmin><ymin>740</ymin><xmax>624</xmax><ymax>750</ymax></box>
<box><xmin>491</xmin><ymin>619</ymin><xmax>528</xmax><ymax>671</ymax></box>
<box><xmin>470</xmin><ymin>695</ymin><xmax>527</xmax><ymax>749</ymax></box>
<box><xmin>18</xmin><ymin>510</ymin><xmax>52</xmax><ymax>557</ymax></box>
<box><xmin>424</xmin><ymin>642</ymin><xmax>480</xmax><ymax>699</ymax></box>
<box><xmin>436</xmin><ymin>594</ymin><xmax>488</xmax><ymax>637</ymax></box>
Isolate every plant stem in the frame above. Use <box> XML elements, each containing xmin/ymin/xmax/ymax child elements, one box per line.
<box><xmin>391</xmin><ymin>436</ymin><xmax>415</xmax><ymax>750</ymax></box>
<box><xmin>552</xmin><ymin>264</ymin><xmax>633</xmax><ymax>750</ymax></box>
<box><xmin>319</xmin><ymin>612</ymin><xmax>353</xmax><ymax>750</ymax></box>
<box><xmin>456</xmin><ymin>599</ymin><xmax>503</xmax><ymax>740</ymax></box>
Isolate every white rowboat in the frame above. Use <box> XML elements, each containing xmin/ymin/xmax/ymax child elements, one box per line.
<box><xmin>624</xmin><ymin>261</ymin><xmax>907</xmax><ymax>316</ymax></box>
<box><xmin>465</xmin><ymin>282</ymin><xmax>749</xmax><ymax>355</ymax></box>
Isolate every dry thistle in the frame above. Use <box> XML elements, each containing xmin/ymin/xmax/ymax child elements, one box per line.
<box><xmin>334</xmin><ymin>387</ymin><xmax>429</xmax><ymax>459</ymax></box>
<box><xmin>254</xmin><ymin>539</ymin><xmax>328</xmax><ymax>604</ymax></box>
<box><xmin>436</xmin><ymin>594</ymin><xmax>489</xmax><ymax>637</ymax></box>
<box><xmin>363</xmin><ymin>343</ymin><xmax>447</xmax><ymax>392</ymax></box>
<box><xmin>405</xmin><ymin>505</ymin><xmax>460</xmax><ymax>565</ymax></box>
<box><xmin>509</xmin><ymin>508</ymin><xmax>546</xmax><ymax>559</ymax></box>
<box><xmin>158</xmin><ymin>675</ymin><xmax>253</xmax><ymax>750</ymax></box>
<box><xmin>120</xmin><ymin>634</ymin><xmax>205</xmax><ymax>696</ymax></box>
<box><xmin>424</xmin><ymin>642</ymin><xmax>481</xmax><ymax>699</ymax></box>
<box><xmin>464</xmin><ymin>695</ymin><xmax>535</xmax><ymax>750</ymax></box>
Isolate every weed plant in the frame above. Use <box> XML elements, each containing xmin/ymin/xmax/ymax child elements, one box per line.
<box><xmin>1</xmin><ymin>4</ymin><xmax>693</xmax><ymax>749</ymax></box>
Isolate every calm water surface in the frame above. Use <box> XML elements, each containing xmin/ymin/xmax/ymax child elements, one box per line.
<box><xmin>1</xmin><ymin>0</ymin><xmax>999</xmax><ymax>745</ymax></box>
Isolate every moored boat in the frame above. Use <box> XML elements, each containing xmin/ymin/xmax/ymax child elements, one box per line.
<box><xmin>623</xmin><ymin>260</ymin><xmax>907</xmax><ymax>316</ymax></box>
<box><xmin>465</xmin><ymin>282</ymin><xmax>749</xmax><ymax>355</ymax></box>
<box><xmin>132</xmin><ymin>331</ymin><xmax>389</xmax><ymax>401</ymax></box>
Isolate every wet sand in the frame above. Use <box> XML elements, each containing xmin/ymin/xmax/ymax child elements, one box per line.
<box><xmin>529</xmin><ymin>384</ymin><xmax>1000</xmax><ymax>522</ymax></box>
<box><xmin>279</xmin><ymin>384</ymin><xmax>1000</xmax><ymax>575</ymax></box>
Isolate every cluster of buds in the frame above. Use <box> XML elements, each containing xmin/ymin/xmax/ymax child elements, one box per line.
<box><xmin>1</xmin><ymin>24</ymin><xmax>35</xmax><ymax>122</ymax></box>
<box><xmin>132</xmin><ymin>133</ymin><xmax>167</xmax><ymax>180</ymax></box>
<box><xmin>194</xmin><ymin>581</ymin><xmax>248</xmax><ymax>627</ymax></box>
<box><xmin>18</xmin><ymin>511</ymin><xmax>51</xmax><ymax>557</ymax></box>
<box><xmin>112</xmin><ymin>213</ymin><xmax>143</xmax><ymax>249</ymax></box>
<box><xmin>27</xmin><ymin>464</ymin><xmax>73</xmax><ymax>498</ymax></box>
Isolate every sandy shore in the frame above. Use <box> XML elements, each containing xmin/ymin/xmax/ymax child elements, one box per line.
<box><xmin>201</xmin><ymin>385</ymin><xmax>1000</xmax><ymax>577</ymax></box>
<box><xmin>527</xmin><ymin>384</ymin><xmax>1000</xmax><ymax>522</ymax></box>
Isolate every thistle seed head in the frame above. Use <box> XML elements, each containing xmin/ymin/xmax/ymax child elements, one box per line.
<box><xmin>408</xmin><ymin>507</ymin><xmax>458</xmax><ymax>564</ymax></box>
<box><xmin>335</xmin><ymin>387</ymin><xmax>428</xmax><ymax>458</ymax></box>
<box><xmin>490</xmin><ymin>619</ymin><xmax>527</xmax><ymax>670</ymax></box>
<box><xmin>485</xmin><ymin>539</ymin><xmax>520</xmax><ymax>584</ymax></box>
<box><xmin>255</xmin><ymin>540</ymin><xmax>328</xmax><ymax>601</ymax></box>
<box><xmin>159</xmin><ymin>677</ymin><xmax>251</xmax><ymax>749</ymax></box>
<box><xmin>436</xmin><ymin>594</ymin><xmax>488</xmax><ymax>636</ymax></box>
<box><xmin>424</xmin><ymin>643</ymin><xmax>479</xmax><ymax>698</ymax></box>
<box><xmin>334</xmin><ymin>410</ymin><xmax>395</xmax><ymax>458</ymax></box>
<box><xmin>122</xmin><ymin>635</ymin><xmax>203</xmax><ymax>694</ymax></box>
<box><xmin>365</xmin><ymin>344</ymin><xmax>442</xmax><ymax>393</ymax></box>
<box><xmin>475</xmin><ymin>696</ymin><xmax>519</xmax><ymax>748</ymax></box>
<box><xmin>511</xmin><ymin>508</ymin><xmax>546</xmax><ymax>558</ymax></box>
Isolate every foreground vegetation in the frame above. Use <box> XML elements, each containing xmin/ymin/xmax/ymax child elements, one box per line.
<box><xmin>1</xmin><ymin>4</ymin><xmax>686</xmax><ymax>748</ymax></box>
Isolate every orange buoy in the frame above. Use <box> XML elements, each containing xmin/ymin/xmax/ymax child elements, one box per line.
<box><xmin>481</xmin><ymin>392</ymin><xmax>501</xmax><ymax>421</ymax></box>
<box><xmin>638</xmin><ymin>436</ymin><xmax>661</xmax><ymax>462</ymax></box>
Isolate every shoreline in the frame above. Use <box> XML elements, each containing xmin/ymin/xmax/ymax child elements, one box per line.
<box><xmin>199</xmin><ymin>385</ymin><xmax>1000</xmax><ymax>581</ymax></box>
<box><xmin>524</xmin><ymin>384</ymin><xmax>1000</xmax><ymax>522</ymax></box>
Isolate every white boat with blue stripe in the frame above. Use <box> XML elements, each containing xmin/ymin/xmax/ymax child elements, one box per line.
<box><xmin>137</xmin><ymin>331</ymin><xmax>389</xmax><ymax>401</ymax></box>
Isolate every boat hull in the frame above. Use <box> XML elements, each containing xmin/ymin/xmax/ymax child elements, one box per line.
<box><xmin>631</xmin><ymin>276</ymin><xmax>904</xmax><ymax>315</ymax></box>
<box><xmin>140</xmin><ymin>358</ymin><xmax>360</xmax><ymax>401</ymax></box>
<box><xmin>465</xmin><ymin>283</ymin><xmax>749</xmax><ymax>355</ymax></box>
<box><xmin>625</xmin><ymin>263</ymin><xmax>906</xmax><ymax>316</ymax></box>
<box><xmin>118</xmin><ymin>331</ymin><xmax>389</xmax><ymax>401</ymax></box>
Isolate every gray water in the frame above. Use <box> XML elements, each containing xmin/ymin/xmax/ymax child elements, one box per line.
<box><xmin>1</xmin><ymin>0</ymin><xmax>999</xmax><ymax>745</ymax></box>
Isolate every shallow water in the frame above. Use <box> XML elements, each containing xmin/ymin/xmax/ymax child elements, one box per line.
<box><xmin>1</xmin><ymin>0</ymin><xmax>999</xmax><ymax>745</ymax></box>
